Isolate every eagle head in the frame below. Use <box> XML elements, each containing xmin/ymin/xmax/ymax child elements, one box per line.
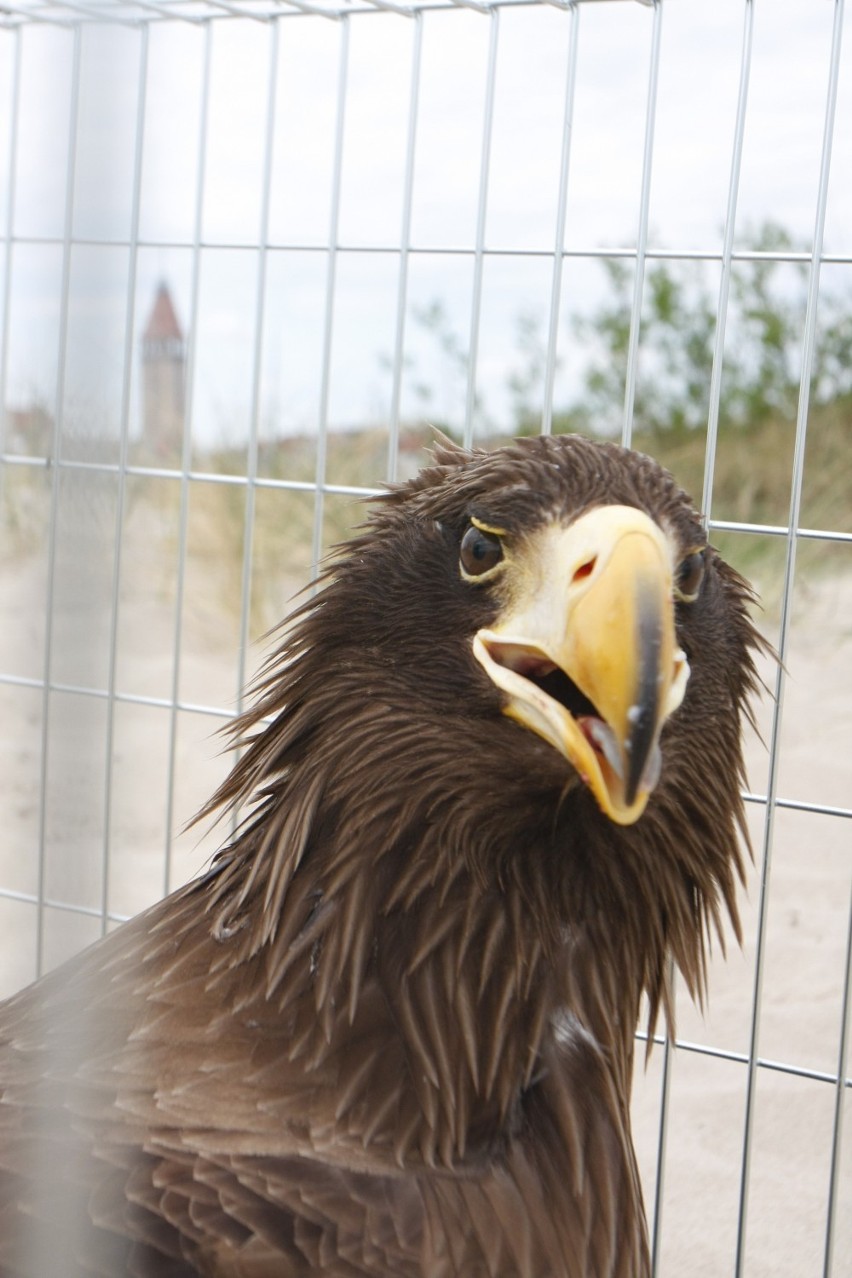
<box><xmin>212</xmin><ymin>432</ymin><xmax>763</xmax><ymax>1035</ymax></box>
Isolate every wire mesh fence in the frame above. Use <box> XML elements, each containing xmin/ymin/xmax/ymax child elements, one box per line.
<box><xmin>0</xmin><ymin>0</ymin><xmax>849</xmax><ymax>1273</ymax></box>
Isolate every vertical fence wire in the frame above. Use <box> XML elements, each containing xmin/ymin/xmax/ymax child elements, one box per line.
<box><xmin>541</xmin><ymin>0</ymin><xmax>579</xmax><ymax>438</ymax></box>
<box><xmin>310</xmin><ymin>13</ymin><xmax>349</xmax><ymax>580</ymax></box>
<box><xmin>618</xmin><ymin>0</ymin><xmax>666</xmax><ymax>1256</ymax></box>
<box><xmin>162</xmin><ymin>19</ymin><xmax>213</xmax><ymax>897</ymax></box>
<box><xmin>99</xmin><ymin>22</ymin><xmax>149</xmax><ymax>936</ymax></box>
<box><xmin>827</xmin><ymin>874</ymin><xmax>852</xmax><ymax>1272</ymax></box>
<box><xmin>0</xmin><ymin>28</ymin><xmax>21</xmax><ymax>503</ymax></box>
<box><xmin>463</xmin><ymin>5</ymin><xmax>499</xmax><ymax>447</ymax></box>
<box><xmin>733</xmin><ymin>2</ymin><xmax>846</xmax><ymax>1271</ymax></box>
<box><xmin>235</xmin><ymin>17</ymin><xmax>280</xmax><ymax>722</ymax></box>
<box><xmin>35</xmin><ymin>24</ymin><xmax>82</xmax><ymax>976</ymax></box>
<box><xmin>620</xmin><ymin>0</ymin><xmax>662</xmax><ymax>449</ymax></box>
<box><xmin>648</xmin><ymin>5</ymin><xmax>754</xmax><ymax>1269</ymax></box>
<box><xmin>648</xmin><ymin>965</ymin><xmax>673</xmax><ymax>1276</ymax></box>
<box><xmin>824</xmin><ymin>877</ymin><xmax>852</xmax><ymax>1276</ymax></box>
<box><xmin>387</xmin><ymin>10</ymin><xmax>422</xmax><ymax>484</ymax></box>
<box><xmin>701</xmin><ymin>0</ymin><xmax>754</xmax><ymax>528</ymax></box>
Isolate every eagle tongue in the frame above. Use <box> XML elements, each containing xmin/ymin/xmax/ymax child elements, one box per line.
<box><xmin>640</xmin><ymin>740</ymin><xmax>662</xmax><ymax>793</ymax></box>
<box><xmin>578</xmin><ymin>716</ymin><xmax>624</xmax><ymax>783</ymax></box>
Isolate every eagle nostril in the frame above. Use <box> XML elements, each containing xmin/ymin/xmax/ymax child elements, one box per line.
<box><xmin>572</xmin><ymin>557</ymin><xmax>597</xmax><ymax>584</ymax></box>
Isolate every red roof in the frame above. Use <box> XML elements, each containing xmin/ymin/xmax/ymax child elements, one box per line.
<box><xmin>144</xmin><ymin>283</ymin><xmax>183</xmax><ymax>343</ymax></box>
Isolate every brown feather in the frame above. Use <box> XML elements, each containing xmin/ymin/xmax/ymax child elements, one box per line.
<box><xmin>0</xmin><ymin>434</ymin><xmax>767</xmax><ymax>1276</ymax></box>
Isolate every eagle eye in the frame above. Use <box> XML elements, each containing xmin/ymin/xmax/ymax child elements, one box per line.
<box><xmin>675</xmin><ymin>548</ymin><xmax>706</xmax><ymax>602</ymax></box>
<box><xmin>460</xmin><ymin>524</ymin><xmax>503</xmax><ymax>579</ymax></box>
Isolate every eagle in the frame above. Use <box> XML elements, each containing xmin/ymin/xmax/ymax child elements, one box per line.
<box><xmin>0</xmin><ymin>434</ymin><xmax>762</xmax><ymax>1277</ymax></box>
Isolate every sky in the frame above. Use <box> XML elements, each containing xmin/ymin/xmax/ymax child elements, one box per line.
<box><xmin>0</xmin><ymin>0</ymin><xmax>849</xmax><ymax>451</ymax></box>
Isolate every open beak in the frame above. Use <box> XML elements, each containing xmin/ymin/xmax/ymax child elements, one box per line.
<box><xmin>473</xmin><ymin>505</ymin><xmax>689</xmax><ymax>825</ymax></box>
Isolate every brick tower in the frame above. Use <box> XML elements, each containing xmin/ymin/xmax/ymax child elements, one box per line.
<box><xmin>141</xmin><ymin>282</ymin><xmax>186</xmax><ymax>460</ymax></box>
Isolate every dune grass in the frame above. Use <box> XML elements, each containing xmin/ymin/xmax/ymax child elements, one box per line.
<box><xmin>2</xmin><ymin>405</ymin><xmax>848</xmax><ymax>644</ymax></box>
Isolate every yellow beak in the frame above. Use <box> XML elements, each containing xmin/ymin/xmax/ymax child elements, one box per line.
<box><xmin>473</xmin><ymin>505</ymin><xmax>689</xmax><ymax>825</ymax></box>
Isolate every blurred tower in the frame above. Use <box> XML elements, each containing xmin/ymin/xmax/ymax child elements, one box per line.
<box><xmin>141</xmin><ymin>282</ymin><xmax>186</xmax><ymax>459</ymax></box>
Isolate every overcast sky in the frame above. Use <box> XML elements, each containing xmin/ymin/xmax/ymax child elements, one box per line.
<box><xmin>0</xmin><ymin>0</ymin><xmax>849</xmax><ymax>448</ymax></box>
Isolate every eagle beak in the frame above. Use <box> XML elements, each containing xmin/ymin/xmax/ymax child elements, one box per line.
<box><xmin>473</xmin><ymin>505</ymin><xmax>689</xmax><ymax>825</ymax></box>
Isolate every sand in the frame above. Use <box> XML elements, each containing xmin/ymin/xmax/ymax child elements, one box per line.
<box><xmin>0</xmin><ymin>482</ymin><xmax>849</xmax><ymax>1276</ymax></box>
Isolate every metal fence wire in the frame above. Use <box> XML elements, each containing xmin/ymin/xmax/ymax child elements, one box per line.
<box><xmin>0</xmin><ymin>0</ymin><xmax>850</xmax><ymax>1273</ymax></box>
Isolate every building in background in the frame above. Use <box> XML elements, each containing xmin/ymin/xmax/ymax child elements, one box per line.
<box><xmin>141</xmin><ymin>282</ymin><xmax>186</xmax><ymax>461</ymax></box>
<box><xmin>3</xmin><ymin>403</ymin><xmax>53</xmax><ymax>458</ymax></box>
